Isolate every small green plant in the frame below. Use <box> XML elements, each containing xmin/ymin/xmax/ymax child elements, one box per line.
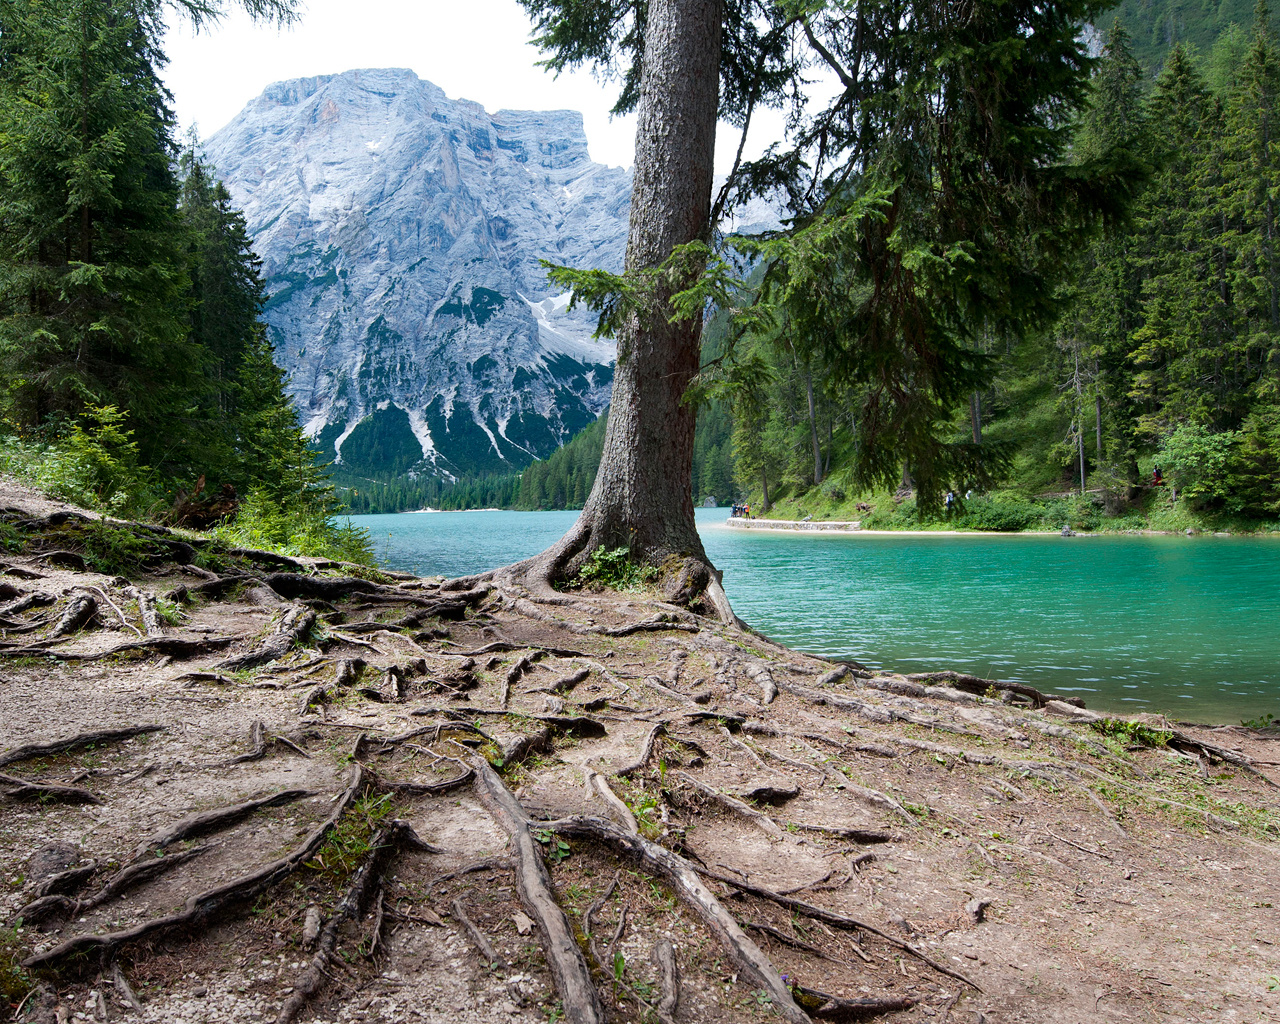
<box><xmin>78</xmin><ymin>520</ymin><xmax>153</xmax><ymax>575</ymax></box>
<box><xmin>0</xmin><ymin>521</ymin><xmax>23</xmax><ymax>553</ymax></box>
<box><xmin>306</xmin><ymin>792</ymin><xmax>395</xmax><ymax>879</ymax></box>
<box><xmin>0</xmin><ymin>918</ymin><xmax>30</xmax><ymax>1005</ymax></box>
<box><xmin>1267</xmin><ymin>975</ymin><xmax>1280</xmax><ymax>993</ymax></box>
<box><xmin>1242</xmin><ymin>712</ymin><xmax>1275</xmax><ymax>729</ymax></box>
<box><xmin>1090</xmin><ymin>718</ymin><xmax>1172</xmax><ymax>748</ymax></box>
<box><xmin>533</xmin><ymin>829</ymin><xmax>571</xmax><ymax>864</ymax></box>
<box><xmin>155</xmin><ymin>597</ymin><xmax>184</xmax><ymax>626</ymax></box>
<box><xmin>575</xmin><ymin>546</ymin><xmax>658</xmax><ymax>591</ymax></box>
<box><xmin>612</xmin><ymin>950</ymin><xmax>626</xmax><ymax>982</ymax></box>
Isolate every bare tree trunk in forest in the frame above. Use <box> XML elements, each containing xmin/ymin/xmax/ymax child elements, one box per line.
<box><xmin>824</xmin><ymin>414</ymin><xmax>832</xmax><ymax>478</ymax></box>
<box><xmin>806</xmin><ymin>371</ymin><xmax>822</xmax><ymax>485</ymax></box>
<box><xmin>1074</xmin><ymin>349</ymin><xmax>1086</xmax><ymax>496</ymax></box>
<box><xmin>487</xmin><ymin>0</ymin><xmax>732</xmax><ymax>619</ymax></box>
<box><xmin>1095</xmin><ymin>394</ymin><xmax>1103</xmax><ymax>460</ymax></box>
<box><xmin>760</xmin><ymin>470</ymin><xmax>770</xmax><ymax>513</ymax></box>
<box><xmin>969</xmin><ymin>391</ymin><xmax>981</xmax><ymax>444</ymax></box>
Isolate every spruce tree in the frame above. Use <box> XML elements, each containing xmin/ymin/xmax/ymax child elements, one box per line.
<box><xmin>0</xmin><ymin>0</ymin><xmax>197</xmax><ymax>450</ymax></box>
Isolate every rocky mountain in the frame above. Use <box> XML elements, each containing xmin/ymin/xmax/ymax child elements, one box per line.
<box><xmin>204</xmin><ymin>69</ymin><xmax>629</xmax><ymax>480</ymax></box>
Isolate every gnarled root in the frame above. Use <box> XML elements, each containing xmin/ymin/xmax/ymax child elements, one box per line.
<box><xmin>277</xmin><ymin>818</ymin><xmax>426</xmax><ymax>1024</ymax></box>
<box><xmin>469</xmin><ymin>756</ymin><xmax>606</xmax><ymax>1024</ymax></box>
<box><xmin>217</xmin><ymin>603</ymin><xmax>315</xmax><ymax>670</ymax></box>
<box><xmin>547</xmin><ymin>815</ymin><xmax>811</xmax><ymax>1024</ymax></box>
<box><xmin>0</xmin><ymin>725</ymin><xmax>164</xmax><ymax>768</ymax></box>
<box><xmin>25</xmin><ymin>767</ymin><xmax>364</xmax><ymax>970</ymax></box>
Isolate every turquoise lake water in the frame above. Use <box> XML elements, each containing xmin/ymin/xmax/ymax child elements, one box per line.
<box><xmin>352</xmin><ymin>507</ymin><xmax>1280</xmax><ymax>723</ymax></box>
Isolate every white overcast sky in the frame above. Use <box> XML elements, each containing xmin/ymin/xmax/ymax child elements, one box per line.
<box><xmin>162</xmin><ymin>0</ymin><xmax>789</xmax><ymax>174</ymax></box>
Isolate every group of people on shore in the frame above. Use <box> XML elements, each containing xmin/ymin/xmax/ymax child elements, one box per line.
<box><xmin>730</xmin><ymin>503</ymin><xmax>752</xmax><ymax>519</ymax></box>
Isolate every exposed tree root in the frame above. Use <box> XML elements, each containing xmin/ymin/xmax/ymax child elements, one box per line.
<box><xmin>221</xmin><ymin>720</ymin><xmax>268</xmax><ymax>764</ymax></box>
<box><xmin>277</xmin><ymin>818</ymin><xmax>426</xmax><ymax>1024</ymax></box>
<box><xmin>6</xmin><ymin>635</ymin><xmax>242</xmax><ymax>660</ymax></box>
<box><xmin>674</xmin><ymin>771</ymin><xmax>791</xmax><ymax>841</ymax></box>
<box><xmin>451</xmin><ymin>897</ymin><xmax>503</xmax><ymax>969</ymax></box>
<box><xmin>615</xmin><ymin>723</ymin><xmax>666</xmax><ymax>777</ymax></box>
<box><xmin>501</xmin><ymin>652</ymin><xmax>542</xmax><ymax>706</ymax></box>
<box><xmin>904</xmin><ymin>670</ymin><xmax>1082</xmax><ymax>709</ymax></box>
<box><xmin>651</xmin><ymin>937</ymin><xmax>679</xmax><ymax>1023</ymax></box>
<box><xmin>584</xmin><ymin>770</ymin><xmax>639</xmax><ymax>833</ymax></box>
<box><xmin>133</xmin><ymin>787</ymin><xmax>316</xmax><ymax>858</ymax></box>
<box><xmin>469</xmin><ymin>756</ymin><xmax>606</xmax><ymax>1024</ymax></box>
<box><xmin>0</xmin><ymin>725</ymin><xmax>164</xmax><ymax>768</ymax></box>
<box><xmin>24</xmin><ymin>766</ymin><xmax>364</xmax><ymax>970</ymax></box>
<box><xmin>792</xmin><ymin>986</ymin><xmax>917</xmax><ymax>1021</ymax></box>
<box><xmin>690</xmin><ymin>865</ymin><xmax>981</xmax><ymax>992</ymax></box>
<box><xmin>217</xmin><ymin>603</ymin><xmax>316</xmax><ymax>670</ymax></box>
<box><xmin>49</xmin><ymin>592</ymin><xmax>98</xmax><ymax>638</ymax></box>
<box><xmin>0</xmin><ymin>772</ymin><xmax>102</xmax><ymax>805</ymax></box>
<box><xmin>590</xmin><ymin>616</ymin><xmax>700</xmax><ymax>637</ymax></box>
<box><xmin>548</xmin><ymin>814</ymin><xmax>811</xmax><ymax>1024</ymax></box>
<box><xmin>21</xmin><ymin>843</ymin><xmax>220</xmax><ymax>924</ymax></box>
<box><xmin>122</xmin><ymin>586</ymin><xmax>162</xmax><ymax>636</ymax></box>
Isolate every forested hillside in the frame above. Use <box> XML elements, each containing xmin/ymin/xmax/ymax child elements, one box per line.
<box><xmin>1112</xmin><ymin>0</ymin><xmax>1277</xmax><ymax>75</ymax></box>
<box><xmin>0</xmin><ymin>0</ymin><xmax>366</xmax><ymax>559</ymax></box>
<box><xmin>392</xmin><ymin>11</ymin><xmax>1280</xmax><ymax>533</ymax></box>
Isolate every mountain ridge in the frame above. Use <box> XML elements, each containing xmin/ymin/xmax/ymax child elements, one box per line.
<box><xmin>204</xmin><ymin>67</ymin><xmax>629</xmax><ymax>480</ymax></box>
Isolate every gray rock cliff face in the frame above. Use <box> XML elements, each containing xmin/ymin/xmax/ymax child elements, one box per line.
<box><xmin>204</xmin><ymin>68</ymin><xmax>628</xmax><ymax>479</ymax></box>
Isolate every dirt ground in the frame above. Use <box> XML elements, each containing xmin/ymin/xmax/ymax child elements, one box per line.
<box><xmin>0</xmin><ymin>476</ymin><xmax>1277</xmax><ymax>1024</ymax></box>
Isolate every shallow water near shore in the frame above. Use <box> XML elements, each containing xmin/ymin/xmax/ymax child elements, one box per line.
<box><xmin>353</xmin><ymin>507</ymin><xmax>1280</xmax><ymax>723</ymax></box>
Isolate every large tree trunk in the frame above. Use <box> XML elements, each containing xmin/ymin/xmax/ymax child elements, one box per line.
<box><xmin>497</xmin><ymin>0</ymin><xmax>729</xmax><ymax>617</ymax></box>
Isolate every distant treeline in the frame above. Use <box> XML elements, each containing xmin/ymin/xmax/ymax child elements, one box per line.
<box><xmin>337</xmin><ymin>399</ymin><xmax>740</xmax><ymax>514</ymax></box>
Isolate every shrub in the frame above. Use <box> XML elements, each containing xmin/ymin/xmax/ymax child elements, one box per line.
<box><xmin>1158</xmin><ymin>425</ymin><xmax>1238</xmax><ymax>509</ymax></box>
<box><xmin>955</xmin><ymin>495</ymin><xmax>1041</xmax><ymax>531</ymax></box>
<box><xmin>213</xmin><ymin>490</ymin><xmax>374</xmax><ymax>564</ymax></box>
<box><xmin>0</xmin><ymin>405</ymin><xmax>155</xmax><ymax>514</ymax></box>
<box><xmin>576</xmin><ymin>546</ymin><xmax>658</xmax><ymax>591</ymax></box>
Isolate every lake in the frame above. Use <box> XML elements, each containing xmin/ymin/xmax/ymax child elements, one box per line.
<box><xmin>352</xmin><ymin>507</ymin><xmax>1280</xmax><ymax>724</ymax></box>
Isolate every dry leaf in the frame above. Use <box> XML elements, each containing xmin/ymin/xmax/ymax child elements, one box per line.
<box><xmin>512</xmin><ymin>910</ymin><xmax>534</xmax><ymax>935</ymax></box>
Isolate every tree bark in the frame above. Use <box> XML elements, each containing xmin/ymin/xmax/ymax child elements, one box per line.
<box><xmin>502</xmin><ymin>0</ymin><xmax>727</xmax><ymax>613</ymax></box>
<box><xmin>806</xmin><ymin>369</ymin><xmax>823</xmax><ymax>485</ymax></box>
<box><xmin>969</xmin><ymin>391</ymin><xmax>981</xmax><ymax>444</ymax></box>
